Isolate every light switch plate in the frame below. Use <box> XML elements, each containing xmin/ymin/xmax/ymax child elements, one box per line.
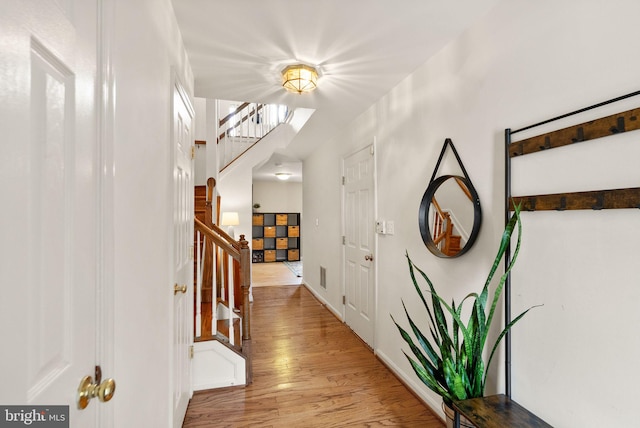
<box><xmin>386</xmin><ymin>221</ymin><xmax>395</xmax><ymax>235</ymax></box>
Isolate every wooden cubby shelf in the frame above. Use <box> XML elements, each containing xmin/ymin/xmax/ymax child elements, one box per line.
<box><xmin>252</xmin><ymin>213</ymin><xmax>300</xmax><ymax>263</ymax></box>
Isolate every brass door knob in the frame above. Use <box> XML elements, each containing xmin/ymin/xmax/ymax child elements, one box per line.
<box><xmin>77</xmin><ymin>376</ymin><xmax>116</xmax><ymax>409</ymax></box>
<box><xmin>174</xmin><ymin>284</ymin><xmax>187</xmax><ymax>295</ymax></box>
<box><xmin>365</xmin><ymin>254</ymin><xmax>374</xmax><ymax>261</ymax></box>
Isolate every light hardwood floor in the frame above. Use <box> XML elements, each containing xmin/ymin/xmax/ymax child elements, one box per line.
<box><xmin>183</xmin><ymin>281</ymin><xmax>444</xmax><ymax>427</ymax></box>
<box><xmin>252</xmin><ymin>261</ymin><xmax>302</xmax><ymax>287</ymax></box>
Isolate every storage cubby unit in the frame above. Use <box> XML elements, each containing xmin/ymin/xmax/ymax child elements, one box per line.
<box><xmin>252</xmin><ymin>213</ymin><xmax>300</xmax><ymax>263</ymax></box>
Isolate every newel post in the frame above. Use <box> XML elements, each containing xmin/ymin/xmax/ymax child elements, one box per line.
<box><xmin>238</xmin><ymin>234</ymin><xmax>251</xmax><ymax>340</ymax></box>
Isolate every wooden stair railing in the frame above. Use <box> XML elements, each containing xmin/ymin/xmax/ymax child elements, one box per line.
<box><xmin>194</xmin><ymin>218</ymin><xmax>251</xmax><ymax>340</ymax></box>
<box><xmin>429</xmin><ymin>179</ymin><xmax>472</xmax><ymax>256</ymax></box>
<box><xmin>454</xmin><ymin>176</ymin><xmax>473</xmax><ymax>200</ymax></box>
<box><xmin>199</xmin><ymin>178</ymin><xmax>215</xmax><ymax>303</ymax></box>
<box><xmin>218</xmin><ymin>102</ymin><xmax>264</xmax><ymax>142</ymax></box>
<box><xmin>193</xmin><ymin>176</ymin><xmax>253</xmax><ymax>382</ymax></box>
<box><xmin>431</xmin><ymin>197</ymin><xmax>462</xmax><ymax>256</ymax></box>
<box><xmin>194</xmin><ymin>217</ymin><xmax>252</xmax><ymax>384</ymax></box>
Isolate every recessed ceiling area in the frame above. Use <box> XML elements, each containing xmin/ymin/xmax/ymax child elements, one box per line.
<box><xmin>173</xmin><ymin>0</ymin><xmax>503</xmax><ymax>163</ymax></box>
<box><xmin>252</xmin><ymin>152</ymin><xmax>302</xmax><ymax>183</ymax></box>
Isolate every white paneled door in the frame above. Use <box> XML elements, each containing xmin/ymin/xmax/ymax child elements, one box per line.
<box><xmin>343</xmin><ymin>145</ymin><xmax>376</xmax><ymax>347</ymax></box>
<box><xmin>172</xmin><ymin>81</ymin><xmax>194</xmax><ymax>428</ymax></box>
<box><xmin>0</xmin><ymin>0</ymin><xmax>105</xmax><ymax>425</ymax></box>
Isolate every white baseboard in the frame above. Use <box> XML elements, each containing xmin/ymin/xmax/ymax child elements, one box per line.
<box><xmin>302</xmin><ymin>281</ymin><xmax>343</xmax><ymax>321</ymax></box>
<box><xmin>375</xmin><ymin>349</ymin><xmax>445</xmax><ymax>420</ymax></box>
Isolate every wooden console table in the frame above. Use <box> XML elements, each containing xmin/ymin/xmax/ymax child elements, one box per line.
<box><xmin>453</xmin><ymin>394</ymin><xmax>552</xmax><ymax>428</ymax></box>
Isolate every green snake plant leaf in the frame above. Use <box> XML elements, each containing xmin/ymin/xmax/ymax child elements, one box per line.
<box><xmin>483</xmin><ymin>204</ymin><xmax>523</xmax><ymax>355</ymax></box>
<box><xmin>406</xmin><ymin>254</ymin><xmax>435</xmax><ymax>324</ymax></box>
<box><xmin>451</xmin><ymin>299</ymin><xmax>460</xmax><ymax>361</ymax></box>
<box><xmin>409</xmin><ymin>262</ymin><xmax>462</xmax><ymax>358</ymax></box>
<box><xmin>483</xmin><ymin>203</ymin><xmax>522</xmax><ymax>294</ymax></box>
<box><xmin>406</xmin><ymin>255</ymin><xmax>441</xmax><ymax>346</ymax></box>
<box><xmin>422</xmin><ymin>290</ymin><xmax>473</xmax><ymax>366</ymax></box>
<box><xmin>404</xmin><ymin>351</ymin><xmax>454</xmax><ymax>402</ymax></box>
<box><xmin>393</xmin><ymin>314</ymin><xmax>453</xmax><ymax>401</ymax></box>
<box><xmin>443</xmin><ymin>358</ymin><xmax>467</xmax><ymax>401</ymax></box>
<box><xmin>400</xmin><ymin>301</ymin><xmax>440</xmax><ymax>368</ymax></box>
<box><xmin>393</xmin><ymin>315</ymin><xmax>438</xmax><ymax>377</ymax></box>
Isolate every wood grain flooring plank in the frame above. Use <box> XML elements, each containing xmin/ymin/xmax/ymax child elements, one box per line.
<box><xmin>252</xmin><ymin>262</ymin><xmax>302</xmax><ymax>287</ymax></box>
<box><xmin>183</xmin><ymin>285</ymin><xmax>443</xmax><ymax>428</ymax></box>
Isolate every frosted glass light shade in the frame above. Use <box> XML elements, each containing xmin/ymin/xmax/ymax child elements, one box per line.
<box><xmin>275</xmin><ymin>172</ymin><xmax>292</xmax><ymax>181</ymax></box>
<box><xmin>282</xmin><ymin>64</ymin><xmax>318</xmax><ymax>94</ymax></box>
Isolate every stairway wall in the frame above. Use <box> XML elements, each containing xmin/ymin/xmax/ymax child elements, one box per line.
<box><xmin>217</xmin><ymin>108</ymin><xmax>314</xmax><ymax>243</ymax></box>
<box><xmin>192</xmin><ymin>340</ymin><xmax>246</xmax><ymax>390</ymax></box>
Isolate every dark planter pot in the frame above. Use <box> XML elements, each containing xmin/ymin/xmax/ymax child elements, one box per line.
<box><xmin>443</xmin><ymin>402</ymin><xmax>473</xmax><ymax>428</ymax></box>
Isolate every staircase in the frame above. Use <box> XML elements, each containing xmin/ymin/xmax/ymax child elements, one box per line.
<box><xmin>217</xmin><ymin>102</ymin><xmax>290</xmax><ymax>172</ymax></box>
<box><xmin>192</xmin><ymin>178</ymin><xmax>252</xmax><ymax>389</ymax></box>
<box><xmin>444</xmin><ymin>233</ymin><xmax>461</xmax><ymax>256</ymax></box>
<box><xmin>189</xmin><ymin>100</ymin><xmax>313</xmax><ymax>390</ymax></box>
<box><xmin>194</xmin><ymin>184</ymin><xmax>206</xmax><ymax>223</ymax></box>
<box><xmin>431</xmin><ymin>199</ymin><xmax>463</xmax><ymax>257</ymax></box>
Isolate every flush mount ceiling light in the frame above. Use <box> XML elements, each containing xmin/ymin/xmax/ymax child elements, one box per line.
<box><xmin>275</xmin><ymin>172</ymin><xmax>292</xmax><ymax>181</ymax></box>
<box><xmin>281</xmin><ymin>64</ymin><xmax>318</xmax><ymax>94</ymax></box>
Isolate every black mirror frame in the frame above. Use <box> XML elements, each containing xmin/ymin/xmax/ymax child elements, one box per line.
<box><xmin>418</xmin><ymin>138</ymin><xmax>483</xmax><ymax>258</ymax></box>
<box><xmin>418</xmin><ymin>174</ymin><xmax>481</xmax><ymax>258</ymax></box>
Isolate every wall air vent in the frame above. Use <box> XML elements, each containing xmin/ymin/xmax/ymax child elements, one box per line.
<box><xmin>320</xmin><ymin>266</ymin><xmax>326</xmax><ymax>289</ymax></box>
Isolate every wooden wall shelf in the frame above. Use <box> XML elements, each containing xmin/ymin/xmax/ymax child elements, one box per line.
<box><xmin>508</xmin><ymin>102</ymin><xmax>640</xmax><ymax>212</ymax></box>
<box><xmin>510</xmin><ymin>187</ymin><xmax>640</xmax><ymax>211</ymax></box>
<box><xmin>509</xmin><ymin>107</ymin><xmax>640</xmax><ymax>157</ymax></box>
<box><xmin>503</xmin><ymin>91</ymin><xmax>640</xmax><ymax>424</ymax></box>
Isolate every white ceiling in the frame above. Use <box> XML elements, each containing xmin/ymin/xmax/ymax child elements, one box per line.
<box><xmin>173</xmin><ymin>0</ymin><xmax>502</xmax><ymax>181</ymax></box>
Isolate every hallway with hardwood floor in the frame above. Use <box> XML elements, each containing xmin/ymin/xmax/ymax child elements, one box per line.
<box><xmin>252</xmin><ymin>261</ymin><xmax>303</xmax><ymax>287</ymax></box>
<box><xmin>183</xmin><ymin>281</ymin><xmax>444</xmax><ymax>427</ymax></box>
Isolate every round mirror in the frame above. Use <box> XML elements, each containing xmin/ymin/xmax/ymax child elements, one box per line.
<box><xmin>418</xmin><ymin>175</ymin><xmax>481</xmax><ymax>258</ymax></box>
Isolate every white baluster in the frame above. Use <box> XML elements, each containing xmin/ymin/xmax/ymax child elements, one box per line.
<box><xmin>249</xmin><ymin>103</ymin><xmax>255</xmax><ymax>139</ymax></box>
<box><xmin>195</xmin><ymin>231</ymin><xmax>202</xmax><ymax>337</ymax></box>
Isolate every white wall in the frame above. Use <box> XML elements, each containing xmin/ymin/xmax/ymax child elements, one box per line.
<box><xmin>252</xmin><ymin>180</ymin><xmax>303</xmax><ymax>214</ymax></box>
<box><xmin>217</xmin><ymin>108</ymin><xmax>314</xmax><ymax>241</ymax></box>
<box><xmin>194</xmin><ymin>97</ymin><xmax>207</xmax><ymax>185</ymax></box>
<box><xmin>111</xmin><ymin>0</ymin><xmax>193</xmax><ymax>426</ymax></box>
<box><xmin>302</xmin><ymin>1</ymin><xmax>640</xmax><ymax>426</ymax></box>
<box><xmin>194</xmin><ymin>97</ymin><xmax>207</xmax><ymax>140</ymax></box>
<box><xmin>194</xmin><ymin>143</ymin><xmax>207</xmax><ymax>185</ymax></box>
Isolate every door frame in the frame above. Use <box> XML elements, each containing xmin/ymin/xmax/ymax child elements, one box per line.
<box><xmin>341</xmin><ymin>137</ymin><xmax>379</xmax><ymax>348</ymax></box>
<box><xmin>168</xmin><ymin>72</ymin><xmax>195</xmax><ymax>428</ymax></box>
<box><xmin>96</xmin><ymin>0</ymin><xmax>116</xmax><ymax>425</ymax></box>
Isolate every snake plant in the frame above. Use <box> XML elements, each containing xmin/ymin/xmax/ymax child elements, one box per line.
<box><xmin>392</xmin><ymin>205</ymin><xmax>537</xmax><ymax>405</ymax></box>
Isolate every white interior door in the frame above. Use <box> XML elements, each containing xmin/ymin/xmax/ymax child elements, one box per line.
<box><xmin>0</xmin><ymin>0</ymin><xmax>104</xmax><ymax>424</ymax></box>
<box><xmin>172</xmin><ymin>80</ymin><xmax>194</xmax><ymax>428</ymax></box>
<box><xmin>343</xmin><ymin>144</ymin><xmax>376</xmax><ymax>347</ymax></box>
